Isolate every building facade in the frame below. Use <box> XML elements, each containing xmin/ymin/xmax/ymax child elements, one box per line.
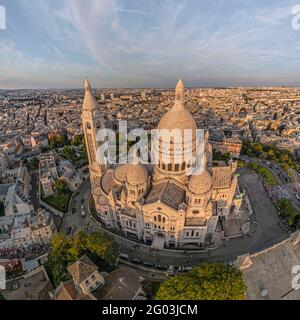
<box><xmin>39</xmin><ymin>152</ymin><xmax>58</xmax><ymax>197</ymax></box>
<box><xmin>83</xmin><ymin>79</ymin><xmax>243</xmax><ymax>249</ymax></box>
<box><xmin>210</xmin><ymin>137</ymin><xmax>242</xmax><ymax>159</ymax></box>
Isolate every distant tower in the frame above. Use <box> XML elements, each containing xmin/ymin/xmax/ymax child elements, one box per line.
<box><xmin>82</xmin><ymin>79</ymin><xmax>105</xmax><ymax>188</ymax></box>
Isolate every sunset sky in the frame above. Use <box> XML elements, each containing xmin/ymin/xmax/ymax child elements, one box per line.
<box><xmin>1</xmin><ymin>0</ymin><xmax>300</xmax><ymax>88</ymax></box>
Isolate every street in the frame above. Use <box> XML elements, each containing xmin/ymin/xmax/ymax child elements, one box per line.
<box><xmin>61</xmin><ymin>169</ymin><xmax>290</xmax><ymax>271</ymax></box>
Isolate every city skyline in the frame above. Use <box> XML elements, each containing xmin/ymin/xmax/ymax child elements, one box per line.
<box><xmin>1</xmin><ymin>0</ymin><xmax>300</xmax><ymax>89</ymax></box>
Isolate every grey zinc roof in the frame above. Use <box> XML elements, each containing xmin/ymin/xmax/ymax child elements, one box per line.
<box><xmin>145</xmin><ymin>181</ymin><xmax>186</xmax><ymax>210</ymax></box>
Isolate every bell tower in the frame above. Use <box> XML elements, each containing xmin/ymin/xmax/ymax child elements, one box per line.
<box><xmin>82</xmin><ymin>78</ymin><xmax>105</xmax><ymax>188</ymax></box>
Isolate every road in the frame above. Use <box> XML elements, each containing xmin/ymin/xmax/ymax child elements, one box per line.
<box><xmin>29</xmin><ymin>173</ymin><xmax>40</xmax><ymax>211</ymax></box>
<box><xmin>59</xmin><ymin>179</ymin><xmax>91</xmax><ymax>234</ymax></box>
<box><xmin>62</xmin><ymin>169</ymin><xmax>290</xmax><ymax>270</ymax></box>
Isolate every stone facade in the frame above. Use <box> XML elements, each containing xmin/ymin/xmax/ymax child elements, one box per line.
<box><xmin>82</xmin><ymin>79</ymin><xmax>243</xmax><ymax>249</ymax></box>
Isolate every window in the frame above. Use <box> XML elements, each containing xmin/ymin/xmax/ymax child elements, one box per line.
<box><xmin>158</xmin><ymin>215</ymin><xmax>161</xmax><ymax>222</ymax></box>
<box><xmin>175</xmin><ymin>164</ymin><xmax>180</xmax><ymax>171</ymax></box>
<box><xmin>193</xmin><ymin>210</ymin><xmax>199</xmax><ymax>215</ymax></box>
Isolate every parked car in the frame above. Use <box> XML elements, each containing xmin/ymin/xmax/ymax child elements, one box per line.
<box><xmin>155</xmin><ymin>264</ymin><xmax>168</xmax><ymax>270</ymax></box>
<box><xmin>143</xmin><ymin>261</ymin><xmax>155</xmax><ymax>268</ymax></box>
<box><xmin>118</xmin><ymin>253</ymin><xmax>129</xmax><ymax>260</ymax></box>
<box><xmin>167</xmin><ymin>265</ymin><xmax>180</xmax><ymax>275</ymax></box>
<box><xmin>132</xmin><ymin>258</ymin><xmax>142</xmax><ymax>264</ymax></box>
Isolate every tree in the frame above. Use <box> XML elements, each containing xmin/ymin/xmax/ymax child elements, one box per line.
<box><xmin>30</xmin><ymin>157</ymin><xmax>39</xmax><ymax>170</ymax></box>
<box><xmin>241</xmin><ymin>140</ymin><xmax>252</xmax><ymax>155</ymax></box>
<box><xmin>48</xmin><ymin>231</ymin><xmax>118</xmax><ymax>286</ymax></box>
<box><xmin>54</xmin><ymin>179</ymin><xmax>65</xmax><ymax>192</ymax></box>
<box><xmin>266</xmin><ymin>149</ymin><xmax>276</xmax><ymax>160</ymax></box>
<box><xmin>71</xmin><ymin>134</ymin><xmax>84</xmax><ymax>146</ymax></box>
<box><xmin>252</xmin><ymin>143</ymin><xmax>263</xmax><ymax>157</ymax></box>
<box><xmin>62</xmin><ymin>145</ymin><xmax>74</xmax><ymax>161</ymax></box>
<box><xmin>156</xmin><ymin>264</ymin><xmax>246</xmax><ymax>300</ymax></box>
<box><xmin>23</xmin><ymin>159</ymin><xmax>30</xmax><ymax>170</ymax></box>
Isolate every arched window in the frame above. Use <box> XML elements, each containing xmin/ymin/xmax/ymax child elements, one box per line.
<box><xmin>182</xmin><ymin>162</ymin><xmax>186</xmax><ymax>170</ymax></box>
<box><xmin>154</xmin><ymin>216</ymin><xmax>157</xmax><ymax>222</ymax></box>
<box><xmin>86</xmin><ymin>123</ymin><xmax>92</xmax><ymax>130</ymax></box>
<box><xmin>158</xmin><ymin>215</ymin><xmax>161</xmax><ymax>222</ymax></box>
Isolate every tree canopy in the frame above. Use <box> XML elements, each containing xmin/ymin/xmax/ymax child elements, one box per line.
<box><xmin>54</xmin><ymin>179</ymin><xmax>66</xmax><ymax>192</ymax></box>
<box><xmin>241</xmin><ymin>140</ymin><xmax>300</xmax><ymax>175</ymax></box>
<box><xmin>48</xmin><ymin>231</ymin><xmax>118</xmax><ymax>286</ymax></box>
<box><xmin>156</xmin><ymin>264</ymin><xmax>246</xmax><ymax>300</ymax></box>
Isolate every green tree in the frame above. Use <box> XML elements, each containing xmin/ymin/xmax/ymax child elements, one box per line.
<box><xmin>252</xmin><ymin>143</ymin><xmax>263</xmax><ymax>157</ymax></box>
<box><xmin>277</xmin><ymin>199</ymin><xmax>300</xmax><ymax>229</ymax></box>
<box><xmin>23</xmin><ymin>159</ymin><xmax>30</xmax><ymax>170</ymax></box>
<box><xmin>156</xmin><ymin>264</ymin><xmax>246</xmax><ymax>300</ymax></box>
<box><xmin>241</xmin><ymin>140</ymin><xmax>252</xmax><ymax>156</ymax></box>
<box><xmin>71</xmin><ymin>134</ymin><xmax>84</xmax><ymax>146</ymax></box>
<box><xmin>48</xmin><ymin>231</ymin><xmax>118</xmax><ymax>286</ymax></box>
<box><xmin>54</xmin><ymin>179</ymin><xmax>65</xmax><ymax>192</ymax></box>
<box><xmin>30</xmin><ymin>157</ymin><xmax>39</xmax><ymax>170</ymax></box>
<box><xmin>62</xmin><ymin>145</ymin><xmax>74</xmax><ymax>161</ymax></box>
<box><xmin>266</xmin><ymin>149</ymin><xmax>276</xmax><ymax>160</ymax></box>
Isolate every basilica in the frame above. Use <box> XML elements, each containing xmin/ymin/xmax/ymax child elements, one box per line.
<box><xmin>82</xmin><ymin>79</ymin><xmax>243</xmax><ymax>249</ymax></box>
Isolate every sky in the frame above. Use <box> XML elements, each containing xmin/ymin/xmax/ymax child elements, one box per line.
<box><xmin>1</xmin><ymin>0</ymin><xmax>300</xmax><ymax>89</ymax></box>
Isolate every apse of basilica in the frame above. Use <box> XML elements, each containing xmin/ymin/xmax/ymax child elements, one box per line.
<box><xmin>82</xmin><ymin>79</ymin><xmax>243</xmax><ymax>249</ymax></box>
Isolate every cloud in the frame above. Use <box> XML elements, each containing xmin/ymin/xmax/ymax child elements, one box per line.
<box><xmin>2</xmin><ymin>0</ymin><xmax>300</xmax><ymax>87</ymax></box>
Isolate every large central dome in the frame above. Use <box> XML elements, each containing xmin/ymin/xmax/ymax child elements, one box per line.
<box><xmin>158</xmin><ymin>79</ymin><xmax>197</xmax><ymax>132</ymax></box>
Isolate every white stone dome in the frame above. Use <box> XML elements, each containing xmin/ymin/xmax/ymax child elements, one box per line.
<box><xmin>126</xmin><ymin>164</ymin><xmax>148</xmax><ymax>186</ymax></box>
<box><xmin>158</xmin><ymin>79</ymin><xmax>197</xmax><ymax>132</ymax></box>
<box><xmin>188</xmin><ymin>170</ymin><xmax>212</xmax><ymax>194</ymax></box>
<box><xmin>158</xmin><ymin>106</ymin><xmax>197</xmax><ymax>132</ymax></box>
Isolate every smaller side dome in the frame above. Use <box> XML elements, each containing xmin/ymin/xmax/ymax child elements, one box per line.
<box><xmin>188</xmin><ymin>170</ymin><xmax>212</xmax><ymax>195</ymax></box>
<box><xmin>126</xmin><ymin>164</ymin><xmax>148</xmax><ymax>186</ymax></box>
<box><xmin>114</xmin><ymin>165</ymin><xmax>128</xmax><ymax>184</ymax></box>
